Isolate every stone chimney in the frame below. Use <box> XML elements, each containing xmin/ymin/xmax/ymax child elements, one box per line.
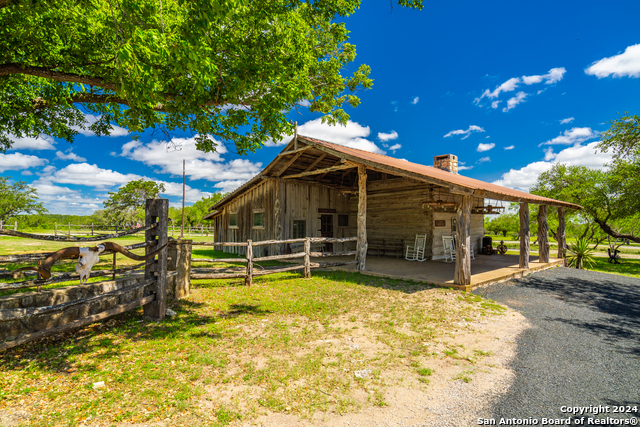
<box><xmin>434</xmin><ymin>154</ymin><xmax>458</xmax><ymax>174</ymax></box>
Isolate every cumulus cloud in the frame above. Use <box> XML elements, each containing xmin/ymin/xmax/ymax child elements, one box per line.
<box><xmin>214</xmin><ymin>180</ymin><xmax>248</xmax><ymax>193</ymax></box>
<box><xmin>443</xmin><ymin>125</ymin><xmax>485</xmax><ymax>140</ymax></box>
<box><xmin>56</xmin><ymin>150</ymin><xmax>87</xmax><ymax>162</ymax></box>
<box><xmin>7</xmin><ymin>135</ymin><xmax>56</xmax><ymax>151</ymax></box>
<box><xmin>585</xmin><ymin>44</ymin><xmax>640</xmax><ymax>78</ymax></box>
<box><xmin>504</xmin><ymin>145</ymin><xmax>515</xmax><ymax>150</ymax></box>
<box><xmin>458</xmin><ymin>165</ymin><xmax>474</xmax><ymax>171</ymax></box>
<box><xmin>411</xmin><ymin>97</ymin><xmax>419</xmax><ymax>104</ymax></box>
<box><xmin>475</xmin><ymin>67</ymin><xmax>566</xmax><ymax>112</ymax></box>
<box><xmin>388</xmin><ymin>144</ymin><xmax>401</xmax><ymax>153</ymax></box>
<box><xmin>477</xmin><ymin>142</ymin><xmax>495</xmax><ymax>152</ymax></box>
<box><xmin>0</xmin><ymin>152</ymin><xmax>47</xmax><ymax>172</ymax></box>
<box><xmin>560</xmin><ymin>117</ymin><xmax>575</xmax><ymax>124</ymax></box>
<box><xmin>120</xmin><ymin>136</ymin><xmax>262</xmax><ymax>182</ymax></box>
<box><xmin>49</xmin><ymin>163</ymin><xmax>142</xmax><ymax>188</ymax></box>
<box><xmin>478</xmin><ymin>157</ymin><xmax>491</xmax><ymax>163</ymax></box>
<box><xmin>159</xmin><ymin>181</ymin><xmax>211</xmax><ymax>203</ymax></box>
<box><xmin>378</xmin><ymin>131</ymin><xmax>399</xmax><ymax>142</ymax></box>
<box><xmin>539</xmin><ymin>127</ymin><xmax>598</xmax><ymax>146</ymax></box>
<box><xmin>543</xmin><ymin>147</ymin><xmax>556</xmax><ymax>161</ymax></box>
<box><xmin>503</xmin><ymin>91</ymin><xmax>528</xmax><ymax>112</ymax></box>
<box><xmin>492</xmin><ymin>141</ymin><xmax>613</xmax><ymax>192</ymax></box>
<box><xmin>71</xmin><ymin>114</ymin><xmax>129</xmax><ymax>137</ymax></box>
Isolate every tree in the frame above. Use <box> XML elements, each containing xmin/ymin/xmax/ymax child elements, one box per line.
<box><xmin>103</xmin><ymin>179</ymin><xmax>165</xmax><ymax>226</ymax></box>
<box><xmin>484</xmin><ymin>213</ymin><xmax>519</xmax><ymax>237</ymax></box>
<box><xmin>0</xmin><ymin>175</ymin><xmax>46</xmax><ymax>222</ymax></box>
<box><xmin>0</xmin><ymin>0</ymin><xmax>423</xmax><ymax>154</ymax></box>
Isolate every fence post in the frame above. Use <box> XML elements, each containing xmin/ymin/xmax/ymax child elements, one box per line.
<box><xmin>0</xmin><ymin>220</ymin><xmax>2</xmax><ymax>230</ymax></box>
<box><xmin>143</xmin><ymin>199</ymin><xmax>169</xmax><ymax>321</ymax></box>
<box><xmin>14</xmin><ymin>221</ymin><xmax>17</xmax><ymax>231</ymax></box>
<box><xmin>245</xmin><ymin>240</ymin><xmax>253</xmax><ymax>286</ymax></box>
<box><xmin>304</xmin><ymin>237</ymin><xmax>311</xmax><ymax>278</ymax></box>
<box><xmin>91</xmin><ymin>223</ymin><xmax>94</xmax><ymax>236</ymax></box>
<box><xmin>112</xmin><ymin>252</ymin><xmax>116</xmax><ymax>281</ymax></box>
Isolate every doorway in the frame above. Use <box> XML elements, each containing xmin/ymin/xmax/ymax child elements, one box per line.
<box><xmin>320</xmin><ymin>214</ymin><xmax>334</xmax><ymax>252</ymax></box>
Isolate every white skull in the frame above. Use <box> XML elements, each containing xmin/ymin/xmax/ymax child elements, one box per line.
<box><xmin>76</xmin><ymin>244</ymin><xmax>105</xmax><ymax>283</ymax></box>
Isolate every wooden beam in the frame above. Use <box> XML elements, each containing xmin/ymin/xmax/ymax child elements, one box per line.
<box><xmin>454</xmin><ymin>195</ymin><xmax>472</xmax><ymax>286</ymax></box>
<box><xmin>276</xmin><ymin>144</ymin><xmax>309</xmax><ymax>157</ymax></box>
<box><xmin>537</xmin><ymin>205</ymin><xmax>549</xmax><ymax>263</ymax></box>
<box><xmin>356</xmin><ymin>165</ymin><xmax>367</xmax><ymax>271</ymax></box>
<box><xmin>274</xmin><ymin>151</ymin><xmax>305</xmax><ymax>177</ymax></box>
<box><xmin>557</xmin><ymin>207</ymin><xmax>566</xmax><ymax>259</ymax></box>
<box><xmin>282</xmin><ymin>163</ymin><xmax>355</xmax><ymax>180</ymax></box>
<box><xmin>143</xmin><ymin>198</ymin><xmax>168</xmax><ymax>322</ymax></box>
<box><xmin>316</xmin><ymin>159</ymin><xmax>345</xmax><ymax>182</ymax></box>
<box><xmin>303</xmin><ymin>153</ymin><xmax>327</xmax><ymax>173</ymax></box>
<box><xmin>519</xmin><ymin>203</ymin><xmax>530</xmax><ymax>269</ymax></box>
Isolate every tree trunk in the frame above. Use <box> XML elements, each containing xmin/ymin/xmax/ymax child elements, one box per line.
<box><xmin>356</xmin><ymin>165</ymin><xmax>367</xmax><ymax>271</ymax></box>
<box><xmin>537</xmin><ymin>205</ymin><xmax>549</xmax><ymax>263</ymax></box>
<box><xmin>557</xmin><ymin>207</ymin><xmax>566</xmax><ymax>258</ymax></box>
<box><xmin>594</xmin><ymin>218</ymin><xmax>640</xmax><ymax>243</ymax></box>
<box><xmin>454</xmin><ymin>195</ymin><xmax>472</xmax><ymax>286</ymax></box>
<box><xmin>519</xmin><ymin>203</ymin><xmax>530</xmax><ymax>269</ymax></box>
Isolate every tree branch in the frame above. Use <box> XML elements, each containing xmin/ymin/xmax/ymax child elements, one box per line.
<box><xmin>0</xmin><ymin>63</ymin><xmax>117</xmax><ymax>90</ymax></box>
<box><xmin>594</xmin><ymin>219</ymin><xmax>640</xmax><ymax>243</ymax></box>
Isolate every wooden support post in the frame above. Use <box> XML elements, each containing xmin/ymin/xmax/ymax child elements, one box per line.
<box><xmin>143</xmin><ymin>198</ymin><xmax>169</xmax><ymax>322</ymax></box>
<box><xmin>557</xmin><ymin>207</ymin><xmax>566</xmax><ymax>259</ymax></box>
<box><xmin>537</xmin><ymin>205</ymin><xmax>549</xmax><ymax>263</ymax></box>
<box><xmin>519</xmin><ymin>203</ymin><xmax>530</xmax><ymax>269</ymax></box>
<box><xmin>304</xmin><ymin>237</ymin><xmax>311</xmax><ymax>278</ymax></box>
<box><xmin>454</xmin><ymin>195</ymin><xmax>472</xmax><ymax>286</ymax></box>
<box><xmin>356</xmin><ymin>165</ymin><xmax>368</xmax><ymax>271</ymax></box>
<box><xmin>112</xmin><ymin>252</ymin><xmax>117</xmax><ymax>281</ymax></box>
<box><xmin>245</xmin><ymin>239</ymin><xmax>253</xmax><ymax>286</ymax></box>
<box><xmin>294</xmin><ymin>121</ymin><xmax>298</xmax><ymax>150</ymax></box>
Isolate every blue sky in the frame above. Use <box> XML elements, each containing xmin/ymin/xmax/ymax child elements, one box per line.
<box><xmin>2</xmin><ymin>0</ymin><xmax>640</xmax><ymax>215</ymax></box>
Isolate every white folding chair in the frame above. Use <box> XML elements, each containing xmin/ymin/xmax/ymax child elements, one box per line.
<box><xmin>405</xmin><ymin>234</ymin><xmax>427</xmax><ymax>261</ymax></box>
<box><xmin>443</xmin><ymin>235</ymin><xmax>456</xmax><ymax>263</ymax></box>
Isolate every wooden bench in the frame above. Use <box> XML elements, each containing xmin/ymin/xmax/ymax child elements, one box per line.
<box><xmin>367</xmin><ymin>238</ymin><xmax>404</xmax><ymax>258</ymax></box>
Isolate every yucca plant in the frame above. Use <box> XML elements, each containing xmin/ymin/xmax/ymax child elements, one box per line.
<box><xmin>566</xmin><ymin>237</ymin><xmax>596</xmax><ymax>269</ymax></box>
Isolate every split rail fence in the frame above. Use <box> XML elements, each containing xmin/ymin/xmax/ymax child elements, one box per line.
<box><xmin>190</xmin><ymin>237</ymin><xmax>359</xmax><ymax>285</ymax></box>
<box><xmin>0</xmin><ymin>199</ymin><xmax>169</xmax><ymax>351</ymax></box>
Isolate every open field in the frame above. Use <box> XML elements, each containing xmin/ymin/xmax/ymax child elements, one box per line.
<box><xmin>0</xmin><ymin>238</ymin><xmax>518</xmax><ymax>426</ymax></box>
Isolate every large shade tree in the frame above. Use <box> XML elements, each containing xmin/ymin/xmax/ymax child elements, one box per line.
<box><xmin>0</xmin><ymin>0</ymin><xmax>423</xmax><ymax>153</ymax></box>
<box><xmin>0</xmin><ymin>176</ymin><xmax>47</xmax><ymax>222</ymax></box>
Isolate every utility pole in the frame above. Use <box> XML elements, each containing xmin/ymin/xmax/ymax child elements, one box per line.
<box><xmin>181</xmin><ymin>159</ymin><xmax>185</xmax><ymax>239</ymax></box>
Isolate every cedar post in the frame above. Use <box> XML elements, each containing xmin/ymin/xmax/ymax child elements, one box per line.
<box><xmin>304</xmin><ymin>237</ymin><xmax>311</xmax><ymax>278</ymax></box>
<box><xmin>91</xmin><ymin>223</ymin><xmax>94</xmax><ymax>236</ymax></box>
<box><xmin>112</xmin><ymin>252</ymin><xmax>117</xmax><ymax>281</ymax></box>
<box><xmin>454</xmin><ymin>195</ymin><xmax>472</xmax><ymax>286</ymax></box>
<box><xmin>356</xmin><ymin>165</ymin><xmax>368</xmax><ymax>271</ymax></box>
<box><xmin>143</xmin><ymin>198</ymin><xmax>169</xmax><ymax>321</ymax></box>
<box><xmin>557</xmin><ymin>207</ymin><xmax>566</xmax><ymax>259</ymax></box>
<box><xmin>537</xmin><ymin>205</ymin><xmax>549</xmax><ymax>263</ymax></box>
<box><xmin>245</xmin><ymin>240</ymin><xmax>253</xmax><ymax>286</ymax></box>
<box><xmin>519</xmin><ymin>203</ymin><xmax>530</xmax><ymax>269</ymax></box>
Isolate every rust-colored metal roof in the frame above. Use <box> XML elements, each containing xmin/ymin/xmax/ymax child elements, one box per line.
<box><xmin>299</xmin><ymin>136</ymin><xmax>582</xmax><ymax>210</ymax></box>
<box><xmin>209</xmin><ymin>135</ymin><xmax>581</xmax><ymax>212</ymax></box>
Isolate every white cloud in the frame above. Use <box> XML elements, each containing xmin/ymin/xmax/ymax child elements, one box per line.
<box><xmin>378</xmin><ymin>131</ymin><xmax>398</xmax><ymax>142</ymax></box>
<box><xmin>159</xmin><ymin>181</ymin><xmax>211</xmax><ymax>204</ymax></box>
<box><xmin>475</xmin><ymin>68</ymin><xmax>566</xmax><ymax>111</ymax></box>
<box><xmin>585</xmin><ymin>44</ymin><xmax>640</xmax><ymax>78</ymax></box>
<box><xmin>458</xmin><ymin>165</ymin><xmax>474</xmax><ymax>171</ymax></box>
<box><xmin>540</xmin><ymin>127</ymin><xmax>597</xmax><ymax>146</ymax></box>
<box><xmin>7</xmin><ymin>135</ymin><xmax>56</xmax><ymax>151</ymax></box>
<box><xmin>543</xmin><ymin>147</ymin><xmax>556</xmax><ymax>161</ymax></box>
<box><xmin>477</xmin><ymin>142</ymin><xmax>495</xmax><ymax>152</ymax></box>
<box><xmin>272</xmin><ymin>118</ymin><xmax>387</xmax><ymax>154</ymax></box>
<box><xmin>560</xmin><ymin>117</ymin><xmax>574</xmax><ymax>124</ymax></box>
<box><xmin>0</xmin><ymin>152</ymin><xmax>47</xmax><ymax>172</ymax></box>
<box><xmin>214</xmin><ymin>180</ymin><xmax>248</xmax><ymax>193</ymax></box>
<box><xmin>444</xmin><ymin>125</ymin><xmax>485</xmax><ymax>140</ymax></box>
<box><xmin>391</xmin><ymin>101</ymin><xmax>399</xmax><ymax>112</ymax></box>
<box><xmin>478</xmin><ymin>157</ymin><xmax>491</xmax><ymax>163</ymax></box>
<box><xmin>71</xmin><ymin>114</ymin><xmax>129</xmax><ymax>137</ymax></box>
<box><xmin>55</xmin><ymin>150</ymin><xmax>87</xmax><ymax>162</ymax></box>
<box><xmin>492</xmin><ymin>141</ymin><xmax>613</xmax><ymax>192</ymax></box>
<box><xmin>411</xmin><ymin>97</ymin><xmax>419</xmax><ymax>104</ymax></box>
<box><xmin>21</xmin><ymin>170</ymin><xmax>33</xmax><ymax>176</ymax></box>
<box><xmin>388</xmin><ymin>143</ymin><xmax>401</xmax><ymax>153</ymax></box>
<box><xmin>120</xmin><ymin>136</ymin><xmax>262</xmax><ymax>182</ymax></box>
<box><xmin>504</xmin><ymin>145</ymin><xmax>515</xmax><ymax>150</ymax></box>
<box><xmin>49</xmin><ymin>163</ymin><xmax>142</xmax><ymax>188</ymax></box>
<box><xmin>503</xmin><ymin>91</ymin><xmax>528</xmax><ymax>112</ymax></box>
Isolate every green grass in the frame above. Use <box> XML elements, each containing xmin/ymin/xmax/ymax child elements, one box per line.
<box><xmin>587</xmin><ymin>257</ymin><xmax>640</xmax><ymax>279</ymax></box>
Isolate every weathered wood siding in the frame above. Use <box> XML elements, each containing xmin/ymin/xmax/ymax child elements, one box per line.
<box><xmin>431</xmin><ymin>198</ymin><xmax>484</xmax><ymax>260</ymax></box>
<box><xmin>347</xmin><ymin>177</ymin><xmax>434</xmax><ymax>257</ymax></box>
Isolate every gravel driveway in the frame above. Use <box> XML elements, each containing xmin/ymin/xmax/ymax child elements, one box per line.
<box><xmin>474</xmin><ymin>267</ymin><xmax>640</xmax><ymax>425</ymax></box>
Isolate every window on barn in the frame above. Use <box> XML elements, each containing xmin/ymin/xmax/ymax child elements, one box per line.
<box><xmin>229</xmin><ymin>213</ymin><xmax>238</xmax><ymax>228</ymax></box>
<box><xmin>338</xmin><ymin>214</ymin><xmax>349</xmax><ymax>227</ymax></box>
<box><xmin>292</xmin><ymin>220</ymin><xmax>306</xmax><ymax>238</ymax></box>
<box><xmin>253</xmin><ymin>211</ymin><xmax>264</xmax><ymax>228</ymax></box>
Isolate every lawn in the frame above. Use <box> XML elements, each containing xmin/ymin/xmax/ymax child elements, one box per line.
<box><xmin>0</xmin><ymin>238</ymin><xmax>507</xmax><ymax>426</ymax></box>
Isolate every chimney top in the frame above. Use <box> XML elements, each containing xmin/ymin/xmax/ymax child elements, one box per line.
<box><xmin>434</xmin><ymin>154</ymin><xmax>458</xmax><ymax>174</ymax></box>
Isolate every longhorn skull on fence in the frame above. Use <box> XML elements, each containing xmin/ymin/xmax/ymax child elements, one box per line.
<box><xmin>12</xmin><ymin>242</ymin><xmax>166</xmax><ymax>283</ymax></box>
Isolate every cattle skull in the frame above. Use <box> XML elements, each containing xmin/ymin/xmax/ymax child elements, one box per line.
<box><xmin>76</xmin><ymin>244</ymin><xmax>105</xmax><ymax>283</ymax></box>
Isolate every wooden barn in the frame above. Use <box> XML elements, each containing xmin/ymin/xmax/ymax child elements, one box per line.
<box><xmin>205</xmin><ymin>135</ymin><xmax>580</xmax><ymax>286</ymax></box>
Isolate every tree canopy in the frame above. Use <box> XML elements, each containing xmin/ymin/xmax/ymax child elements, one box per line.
<box><xmin>103</xmin><ymin>179</ymin><xmax>165</xmax><ymax>226</ymax></box>
<box><xmin>0</xmin><ymin>175</ymin><xmax>47</xmax><ymax>222</ymax></box>
<box><xmin>0</xmin><ymin>0</ymin><xmax>423</xmax><ymax>153</ymax></box>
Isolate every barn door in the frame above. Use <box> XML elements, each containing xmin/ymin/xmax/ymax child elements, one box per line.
<box><xmin>320</xmin><ymin>214</ymin><xmax>334</xmax><ymax>252</ymax></box>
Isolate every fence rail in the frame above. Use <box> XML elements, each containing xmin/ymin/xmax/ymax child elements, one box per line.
<box><xmin>190</xmin><ymin>236</ymin><xmax>358</xmax><ymax>285</ymax></box>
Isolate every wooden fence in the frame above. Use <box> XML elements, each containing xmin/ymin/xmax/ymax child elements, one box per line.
<box><xmin>190</xmin><ymin>237</ymin><xmax>359</xmax><ymax>285</ymax></box>
<box><xmin>0</xmin><ymin>221</ymin><xmax>214</xmax><ymax>238</ymax></box>
<box><xmin>0</xmin><ymin>199</ymin><xmax>169</xmax><ymax>351</ymax></box>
